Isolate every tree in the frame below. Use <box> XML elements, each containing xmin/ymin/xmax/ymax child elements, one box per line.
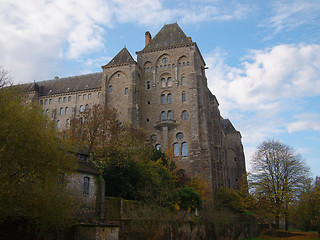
<box><xmin>0</xmin><ymin>66</ymin><xmax>11</xmax><ymax>88</ymax></box>
<box><xmin>0</xmin><ymin>84</ymin><xmax>76</xmax><ymax>229</ymax></box>
<box><xmin>249</xmin><ymin>140</ymin><xmax>311</xmax><ymax>230</ymax></box>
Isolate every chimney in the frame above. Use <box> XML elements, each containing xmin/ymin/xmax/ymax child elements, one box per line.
<box><xmin>145</xmin><ymin>31</ymin><xmax>152</xmax><ymax>47</ymax></box>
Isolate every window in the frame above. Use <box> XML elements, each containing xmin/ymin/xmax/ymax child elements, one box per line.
<box><xmin>161</xmin><ymin>94</ymin><xmax>166</xmax><ymax>104</ymax></box>
<box><xmin>84</xmin><ymin>117</ymin><xmax>88</xmax><ymax>124</ymax></box>
<box><xmin>176</xmin><ymin>132</ymin><xmax>184</xmax><ymax>141</ymax></box>
<box><xmin>83</xmin><ymin>94</ymin><xmax>86</xmax><ymax>100</ymax></box>
<box><xmin>182</xmin><ymin>142</ymin><xmax>188</xmax><ymax>157</ymax></box>
<box><xmin>174</xmin><ymin>143</ymin><xmax>180</xmax><ymax>156</ymax></box>
<box><xmin>88</xmin><ymin>93</ymin><xmax>91</xmax><ymax>99</ymax></box>
<box><xmin>182</xmin><ymin>92</ymin><xmax>186</xmax><ymax>102</ymax></box>
<box><xmin>49</xmin><ymin>99</ymin><xmax>52</xmax><ymax>104</ymax></box>
<box><xmin>58</xmin><ymin>97</ymin><xmax>62</xmax><ymax>103</ymax></box>
<box><xmin>66</xmin><ymin>119</ymin><xmax>70</xmax><ymax>127</ymax></box>
<box><xmin>181</xmin><ymin>76</ymin><xmax>186</xmax><ymax>86</ymax></box>
<box><xmin>63</xmin><ymin>97</ymin><xmax>67</xmax><ymax>102</ymax></box>
<box><xmin>44</xmin><ymin>99</ymin><xmax>48</xmax><ymax>105</ymax></box>
<box><xmin>161</xmin><ymin>78</ymin><xmax>166</xmax><ymax>88</ymax></box>
<box><xmin>68</xmin><ymin>96</ymin><xmax>71</xmax><ymax>102</ymax></box>
<box><xmin>182</xmin><ymin>110</ymin><xmax>188</xmax><ymax>120</ymax></box>
<box><xmin>45</xmin><ymin>109</ymin><xmax>49</xmax><ymax>115</ymax></box>
<box><xmin>162</xmin><ymin>57</ymin><xmax>169</xmax><ymax>64</ymax></box>
<box><xmin>39</xmin><ymin>100</ymin><xmax>43</xmax><ymax>105</ymax></box>
<box><xmin>98</xmin><ymin>92</ymin><xmax>101</xmax><ymax>98</ymax></box>
<box><xmin>85</xmin><ymin>104</ymin><xmax>89</xmax><ymax>111</ymax></box>
<box><xmin>124</xmin><ymin>88</ymin><xmax>129</xmax><ymax>95</ymax></box>
<box><xmin>167</xmin><ymin>93</ymin><xmax>172</xmax><ymax>103</ymax></box>
<box><xmin>82</xmin><ymin>177</ymin><xmax>90</xmax><ymax>196</ymax></box>
<box><xmin>109</xmin><ymin>85</ymin><xmax>113</xmax><ymax>93</ymax></box>
<box><xmin>65</xmin><ymin>107</ymin><xmax>69</xmax><ymax>115</ymax></box>
<box><xmin>60</xmin><ymin>107</ymin><xmax>63</xmax><ymax>115</ymax></box>
<box><xmin>117</xmin><ymin>73</ymin><xmax>121</xmax><ymax>78</ymax></box>
<box><xmin>161</xmin><ymin>111</ymin><xmax>166</xmax><ymax>121</ymax></box>
<box><xmin>146</xmin><ymin>81</ymin><xmax>151</xmax><ymax>90</ymax></box>
<box><xmin>156</xmin><ymin>144</ymin><xmax>161</xmax><ymax>150</ymax></box>
<box><xmin>150</xmin><ymin>134</ymin><xmax>158</xmax><ymax>143</ymax></box>
<box><xmin>167</xmin><ymin>77</ymin><xmax>172</xmax><ymax>87</ymax></box>
<box><xmin>80</xmin><ymin>105</ymin><xmax>83</xmax><ymax>112</ymax></box>
<box><xmin>57</xmin><ymin>120</ymin><xmax>60</xmax><ymax>128</ymax></box>
<box><xmin>167</xmin><ymin>110</ymin><xmax>173</xmax><ymax>120</ymax></box>
<box><xmin>78</xmin><ymin>95</ymin><xmax>81</xmax><ymax>100</ymax></box>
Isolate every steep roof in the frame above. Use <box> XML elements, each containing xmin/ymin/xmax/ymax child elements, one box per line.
<box><xmin>24</xmin><ymin>73</ymin><xmax>102</xmax><ymax>96</ymax></box>
<box><xmin>140</xmin><ymin>23</ymin><xmax>192</xmax><ymax>52</ymax></box>
<box><xmin>104</xmin><ymin>47</ymin><xmax>135</xmax><ymax>68</ymax></box>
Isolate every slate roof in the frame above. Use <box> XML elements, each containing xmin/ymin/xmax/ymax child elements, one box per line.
<box><xmin>140</xmin><ymin>23</ymin><xmax>192</xmax><ymax>52</ymax></box>
<box><xmin>103</xmin><ymin>47</ymin><xmax>135</xmax><ymax>68</ymax></box>
<box><xmin>24</xmin><ymin>72</ymin><xmax>102</xmax><ymax>96</ymax></box>
<box><xmin>221</xmin><ymin>118</ymin><xmax>237</xmax><ymax>133</ymax></box>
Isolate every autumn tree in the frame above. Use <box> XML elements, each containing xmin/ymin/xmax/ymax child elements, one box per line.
<box><xmin>0</xmin><ymin>83</ymin><xmax>76</xmax><ymax>230</ymax></box>
<box><xmin>249</xmin><ymin>140</ymin><xmax>311</xmax><ymax>230</ymax></box>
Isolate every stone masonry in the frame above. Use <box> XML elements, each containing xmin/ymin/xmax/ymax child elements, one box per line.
<box><xmin>24</xmin><ymin>23</ymin><xmax>246</xmax><ymax>198</ymax></box>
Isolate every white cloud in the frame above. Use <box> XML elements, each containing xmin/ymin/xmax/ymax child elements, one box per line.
<box><xmin>264</xmin><ymin>0</ymin><xmax>320</xmax><ymax>34</ymax></box>
<box><xmin>206</xmin><ymin>44</ymin><xmax>320</xmax><ymax>114</ymax></box>
<box><xmin>287</xmin><ymin>113</ymin><xmax>320</xmax><ymax>133</ymax></box>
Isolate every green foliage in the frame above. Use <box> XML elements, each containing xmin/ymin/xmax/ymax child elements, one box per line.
<box><xmin>177</xmin><ymin>186</ymin><xmax>202</xmax><ymax>211</ymax></box>
<box><xmin>214</xmin><ymin>187</ymin><xmax>246</xmax><ymax>213</ymax></box>
<box><xmin>0</xmin><ymin>85</ymin><xmax>76</xmax><ymax>227</ymax></box>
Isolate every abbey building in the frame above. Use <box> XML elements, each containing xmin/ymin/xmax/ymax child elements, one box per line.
<box><xmin>25</xmin><ymin>23</ymin><xmax>246</xmax><ymax>195</ymax></box>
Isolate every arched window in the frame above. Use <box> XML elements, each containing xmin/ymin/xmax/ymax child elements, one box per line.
<box><xmin>182</xmin><ymin>142</ymin><xmax>188</xmax><ymax>157</ymax></box>
<box><xmin>82</xmin><ymin>176</ymin><xmax>90</xmax><ymax>196</ymax></box>
<box><xmin>124</xmin><ymin>88</ymin><xmax>129</xmax><ymax>95</ymax></box>
<box><xmin>58</xmin><ymin>97</ymin><xmax>62</xmax><ymax>103</ymax></box>
<box><xmin>88</xmin><ymin>93</ymin><xmax>91</xmax><ymax>99</ymax></box>
<box><xmin>156</xmin><ymin>144</ymin><xmax>161</xmax><ymax>150</ymax></box>
<box><xmin>167</xmin><ymin>110</ymin><xmax>173</xmax><ymax>120</ymax></box>
<box><xmin>45</xmin><ymin>109</ymin><xmax>49</xmax><ymax>115</ymax></box>
<box><xmin>60</xmin><ymin>107</ymin><xmax>63</xmax><ymax>115</ymax></box>
<box><xmin>182</xmin><ymin>110</ymin><xmax>188</xmax><ymax>120</ymax></box>
<box><xmin>161</xmin><ymin>78</ymin><xmax>166</xmax><ymax>88</ymax></box>
<box><xmin>68</xmin><ymin>96</ymin><xmax>72</xmax><ymax>102</ymax></box>
<box><xmin>146</xmin><ymin>81</ymin><xmax>151</xmax><ymax>90</ymax></box>
<box><xmin>65</xmin><ymin>107</ymin><xmax>69</xmax><ymax>115</ymax></box>
<box><xmin>176</xmin><ymin>132</ymin><xmax>184</xmax><ymax>141</ymax></box>
<box><xmin>57</xmin><ymin>120</ymin><xmax>60</xmax><ymax>128</ymax></box>
<box><xmin>161</xmin><ymin>111</ymin><xmax>166</xmax><ymax>121</ymax></box>
<box><xmin>84</xmin><ymin>117</ymin><xmax>88</xmax><ymax>124</ymax></box>
<box><xmin>80</xmin><ymin>105</ymin><xmax>84</xmax><ymax>112</ymax></box>
<box><xmin>109</xmin><ymin>85</ymin><xmax>113</xmax><ymax>93</ymax></box>
<box><xmin>85</xmin><ymin>104</ymin><xmax>89</xmax><ymax>111</ymax></box>
<box><xmin>181</xmin><ymin>76</ymin><xmax>186</xmax><ymax>86</ymax></box>
<box><xmin>66</xmin><ymin>119</ymin><xmax>70</xmax><ymax>127</ymax></box>
<box><xmin>150</xmin><ymin>134</ymin><xmax>158</xmax><ymax>143</ymax></box>
<box><xmin>167</xmin><ymin>77</ymin><xmax>172</xmax><ymax>87</ymax></box>
<box><xmin>167</xmin><ymin>93</ymin><xmax>172</xmax><ymax>103</ymax></box>
<box><xmin>174</xmin><ymin>143</ymin><xmax>180</xmax><ymax>156</ymax></box>
<box><xmin>161</xmin><ymin>94</ymin><xmax>166</xmax><ymax>104</ymax></box>
<box><xmin>182</xmin><ymin>92</ymin><xmax>186</xmax><ymax>102</ymax></box>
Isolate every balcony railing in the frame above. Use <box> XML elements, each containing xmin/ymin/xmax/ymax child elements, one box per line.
<box><xmin>154</xmin><ymin>119</ymin><xmax>178</xmax><ymax>130</ymax></box>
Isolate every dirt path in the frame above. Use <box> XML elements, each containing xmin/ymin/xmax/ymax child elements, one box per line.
<box><xmin>260</xmin><ymin>231</ymin><xmax>319</xmax><ymax>239</ymax></box>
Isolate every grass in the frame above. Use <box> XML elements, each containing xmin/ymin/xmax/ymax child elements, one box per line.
<box><xmin>242</xmin><ymin>230</ymin><xmax>319</xmax><ymax>240</ymax></box>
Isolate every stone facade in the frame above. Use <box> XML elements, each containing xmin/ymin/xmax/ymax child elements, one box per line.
<box><xmin>24</xmin><ymin>23</ymin><xmax>246</xmax><ymax>197</ymax></box>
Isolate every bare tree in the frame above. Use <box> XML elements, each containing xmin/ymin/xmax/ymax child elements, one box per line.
<box><xmin>0</xmin><ymin>66</ymin><xmax>12</xmax><ymax>88</ymax></box>
<box><xmin>249</xmin><ymin>139</ymin><xmax>311</xmax><ymax>230</ymax></box>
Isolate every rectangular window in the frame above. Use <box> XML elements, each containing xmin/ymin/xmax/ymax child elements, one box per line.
<box><xmin>82</xmin><ymin>177</ymin><xmax>90</xmax><ymax>196</ymax></box>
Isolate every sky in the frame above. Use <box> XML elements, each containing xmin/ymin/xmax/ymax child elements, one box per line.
<box><xmin>1</xmin><ymin>0</ymin><xmax>320</xmax><ymax>177</ymax></box>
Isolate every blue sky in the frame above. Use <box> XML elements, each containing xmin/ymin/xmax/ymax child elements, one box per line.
<box><xmin>1</xmin><ymin>0</ymin><xmax>320</xmax><ymax>177</ymax></box>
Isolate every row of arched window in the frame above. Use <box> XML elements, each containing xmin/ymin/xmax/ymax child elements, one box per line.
<box><xmin>56</xmin><ymin>119</ymin><xmax>70</xmax><ymax>128</ymax></box>
<box><xmin>152</xmin><ymin>131</ymin><xmax>188</xmax><ymax>157</ymax></box>
<box><xmin>160</xmin><ymin>110</ymin><xmax>188</xmax><ymax>121</ymax></box>
<box><xmin>161</xmin><ymin>92</ymin><xmax>186</xmax><ymax>104</ymax></box>
<box><xmin>143</xmin><ymin>61</ymin><xmax>190</xmax><ymax>72</ymax></box>
<box><xmin>108</xmin><ymin>85</ymin><xmax>129</xmax><ymax>95</ymax></box>
<box><xmin>146</xmin><ymin>76</ymin><xmax>187</xmax><ymax>90</ymax></box>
